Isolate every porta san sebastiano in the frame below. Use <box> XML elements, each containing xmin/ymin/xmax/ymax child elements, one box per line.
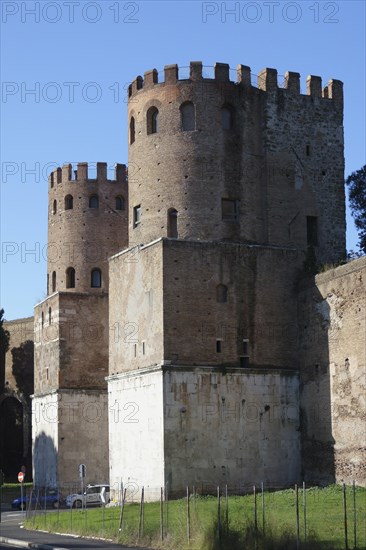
<box><xmin>3</xmin><ymin>61</ymin><xmax>366</xmax><ymax>495</ymax></box>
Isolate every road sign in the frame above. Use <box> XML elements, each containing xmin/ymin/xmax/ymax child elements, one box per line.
<box><xmin>18</xmin><ymin>472</ymin><xmax>25</xmax><ymax>483</ymax></box>
<box><xmin>79</xmin><ymin>463</ymin><xmax>86</xmax><ymax>479</ymax></box>
<box><xmin>100</xmin><ymin>486</ymin><xmax>106</xmax><ymax>504</ymax></box>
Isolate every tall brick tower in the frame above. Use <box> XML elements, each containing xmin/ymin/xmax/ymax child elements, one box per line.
<box><xmin>107</xmin><ymin>62</ymin><xmax>345</xmax><ymax>496</ymax></box>
<box><xmin>33</xmin><ymin>162</ymin><xmax>127</xmax><ymax>487</ymax></box>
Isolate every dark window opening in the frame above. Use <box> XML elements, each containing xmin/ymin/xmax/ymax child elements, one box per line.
<box><xmin>307</xmin><ymin>216</ymin><xmax>318</xmax><ymax>246</ymax></box>
<box><xmin>48</xmin><ymin>307</ymin><xmax>52</xmax><ymax>325</ymax></box>
<box><xmin>222</xmin><ymin>199</ymin><xmax>239</xmax><ymax>221</ymax></box>
<box><xmin>115</xmin><ymin>196</ymin><xmax>125</xmax><ymax>210</ymax></box>
<box><xmin>240</xmin><ymin>357</ymin><xmax>250</xmax><ymax>368</ymax></box>
<box><xmin>66</xmin><ymin>267</ymin><xmax>75</xmax><ymax>289</ymax></box>
<box><xmin>147</xmin><ymin>107</ymin><xmax>159</xmax><ymax>134</ymax></box>
<box><xmin>91</xmin><ymin>268</ymin><xmax>102</xmax><ymax>288</ymax></box>
<box><xmin>222</xmin><ymin>105</ymin><xmax>234</xmax><ymax>130</ymax></box>
<box><xmin>89</xmin><ymin>195</ymin><xmax>99</xmax><ymax>209</ymax></box>
<box><xmin>41</xmin><ymin>312</ymin><xmax>44</xmax><ymax>328</ymax></box>
<box><xmin>216</xmin><ymin>284</ymin><xmax>228</xmax><ymax>303</ymax></box>
<box><xmin>51</xmin><ymin>271</ymin><xmax>56</xmax><ymax>293</ymax></box>
<box><xmin>130</xmin><ymin>116</ymin><xmax>135</xmax><ymax>144</ymax></box>
<box><xmin>52</xmin><ymin>200</ymin><xmax>57</xmax><ymax>215</ymax></box>
<box><xmin>47</xmin><ymin>274</ymin><xmax>49</xmax><ymax>295</ymax></box>
<box><xmin>216</xmin><ymin>340</ymin><xmax>222</xmax><ymax>353</ymax></box>
<box><xmin>65</xmin><ymin>194</ymin><xmax>73</xmax><ymax>210</ymax></box>
<box><xmin>243</xmin><ymin>340</ymin><xmax>249</xmax><ymax>355</ymax></box>
<box><xmin>306</xmin><ymin>145</ymin><xmax>311</xmax><ymax>156</ymax></box>
<box><xmin>133</xmin><ymin>205</ymin><xmax>141</xmax><ymax>227</ymax></box>
<box><xmin>167</xmin><ymin>208</ymin><xmax>178</xmax><ymax>238</ymax></box>
<box><xmin>181</xmin><ymin>102</ymin><xmax>195</xmax><ymax>131</ymax></box>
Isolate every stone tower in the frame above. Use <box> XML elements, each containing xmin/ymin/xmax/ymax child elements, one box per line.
<box><xmin>33</xmin><ymin>163</ymin><xmax>127</xmax><ymax>487</ymax></box>
<box><xmin>107</xmin><ymin>62</ymin><xmax>346</xmax><ymax>496</ymax></box>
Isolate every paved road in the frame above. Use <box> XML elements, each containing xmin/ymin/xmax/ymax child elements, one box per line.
<box><xmin>0</xmin><ymin>511</ymin><xmax>148</xmax><ymax>549</ymax></box>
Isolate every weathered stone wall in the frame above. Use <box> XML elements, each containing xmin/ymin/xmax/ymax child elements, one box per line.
<box><xmin>109</xmin><ymin>238</ymin><xmax>303</xmax><ymax>374</ymax></box>
<box><xmin>128</xmin><ymin>62</ymin><xmax>345</xmax><ymax>265</ymax></box>
<box><xmin>299</xmin><ymin>256</ymin><xmax>366</xmax><ymax>485</ymax></box>
<box><xmin>34</xmin><ymin>293</ymin><xmax>109</xmax><ymax>394</ymax></box>
<box><xmin>108</xmin><ymin>366</ymin><xmax>300</xmax><ymax>497</ymax></box>
<box><xmin>32</xmin><ymin>389</ymin><xmax>108</xmax><ymax>488</ymax></box>
<box><xmin>3</xmin><ymin>316</ymin><xmax>34</xmax><ymax>392</ymax></box>
<box><xmin>47</xmin><ymin>162</ymin><xmax>128</xmax><ymax>294</ymax></box>
<box><xmin>109</xmin><ymin>240</ymin><xmax>164</xmax><ymax>374</ymax></box>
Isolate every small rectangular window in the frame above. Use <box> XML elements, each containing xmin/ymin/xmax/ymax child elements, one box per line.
<box><xmin>142</xmin><ymin>341</ymin><xmax>145</xmax><ymax>355</ymax></box>
<box><xmin>133</xmin><ymin>205</ymin><xmax>141</xmax><ymax>227</ymax></box>
<box><xmin>307</xmin><ymin>216</ymin><xmax>318</xmax><ymax>246</ymax></box>
<box><xmin>240</xmin><ymin>357</ymin><xmax>249</xmax><ymax>368</ymax></box>
<box><xmin>243</xmin><ymin>339</ymin><xmax>249</xmax><ymax>356</ymax></box>
<box><xmin>306</xmin><ymin>145</ymin><xmax>311</xmax><ymax>157</ymax></box>
<box><xmin>222</xmin><ymin>199</ymin><xmax>239</xmax><ymax>221</ymax></box>
<box><xmin>134</xmin><ymin>343</ymin><xmax>137</xmax><ymax>357</ymax></box>
<box><xmin>216</xmin><ymin>340</ymin><xmax>222</xmax><ymax>353</ymax></box>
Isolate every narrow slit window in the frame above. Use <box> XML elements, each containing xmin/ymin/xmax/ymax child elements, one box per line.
<box><xmin>216</xmin><ymin>340</ymin><xmax>222</xmax><ymax>353</ymax></box>
<box><xmin>221</xmin><ymin>105</ymin><xmax>234</xmax><ymax>130</ymax></box>
<box><xmin>216</xmin><ymin>284</ymin><xmax>228</xmax><ymax>303</ymax></box>
<box><xmin>222</xmin><ymin>199</ymin><xmax>239</xmax><ymax>221</ymax></box>
<box><xmin>180</xmin><ymin>102</ymin><xmax>195</xmax><ymax>131</ymax></box>
<box><xmin>48</xmin><ymin>307</ymin><xmax>52</xmax><ymax>325</ymax></box>
<box><xmin>167</xmin><ymin>208</ymin><xmax>178</xmax><ymax>238</ymax></box>
<box><xmin>133</xmin><ymin>205</ymin><xmax>141</xmax><ymax>227</ymax></box>
<box><xmin>66</xmin><ymin>267</ymin><xmax>75</xmax><ymax>289</ymax></box>
<box><xmin>52</xmin><ymin>200</ymin><xmax>57</xmax><ymax>215</ymax></box>
<box><xmin>65</xmin><ymin>194</ymin><xmax>73</xmax><ymax>210</ymax></box>
<box><xmin>130</xmin><ymin>116</ymin><xmax>135</xmax><ymax>144</ymax></box>
<box><xmin>307</xmin><ymin>216</ymin><xmax>318</xmax><ymax>246</ymax></box>
<box><xmin>147</xmin><ymin>107</ymin><xmax>159</xmax><ymax>134</ymax></box>
<box><xmin>52</xmin><ymin>271</ymin><xmax>56</xmax><ymax>293</ymax></box>
<box><xmin>91</xmin><ymin>268</ymin><xmax>102</xmax><ymax>288</ymax></box>
<box><xmin>115</xmin><ymin>196</ymin><xmax>125</xmax><ymax>210</ymax></box>
<box><xmin>89</xmin><ymin>195</ymin><xmax>99</xmax><ymax>209</ymax></box>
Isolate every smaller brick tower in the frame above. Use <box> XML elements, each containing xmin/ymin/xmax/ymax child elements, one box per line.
<box><xmin>33</xmin><ymin>162</ymin><xmax>127</xmax><ymax>487</ymax></box>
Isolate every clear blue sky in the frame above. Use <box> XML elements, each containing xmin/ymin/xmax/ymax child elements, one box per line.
<box><xmin>1</xmin><ymin>0</ymin><xmax>365</xmax><ymax>320</ymax></box>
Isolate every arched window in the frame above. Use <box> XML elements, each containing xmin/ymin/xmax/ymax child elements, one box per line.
<box><xmin>221</xmin><ymin>105</ymin><xmax>234</xmax><ymax>130</ymax></box>
<box><xmin>115</xmin><ymin>196</ymin><xmax>125</xmax><ymax>210</ymax></box>
<box><xmin>66</xmin><ymin>267</ymin><xmax>75</xmax><ymax>289</ymax></box>
<box><xmin>48</xmin><ymin>307</ymin><xmax>52</xmax><ymax>325</ymax></box>
<box><xmin>147</xmin><ymin>107</ymin><xmax>159</xmax><ymax>134</ymax></box>
<box><xmin>52</xmin><ymin>200</ymin><xmax>57</xmax><ymax>215</ymax></box>
<box><xmin>52</xmin><ymin>271</ymin><xmax>56</xmax><ymax>293</ymax></box>
<box><xmin>130</xmin><ymin>116</ymin><xmax>135</xmax><ymax>144</ymax></box>
<box><xmin>216</xmin><ymin>284</ymin><xmax>228</xmax><ymax>303</ymax></box>
<box><xmin>89</xmin><ymin>195</ymin><xmax>99</xmax><ymax>209</ymax></box>
<box><xmin>180</xmin><ymin>102</ymin><xmax>195</xmax><ymax>131</ymax></box>
<box><xmin>167</xmin><ymin>208</ymin><xmax>178</xmax><ymax>238</ymax></box>
<box><xmin>65</xmin><ymin>194</ymin><xmax>73</xmax><ymax>210</ymax></box>
<box><xmin>91</xmin><ymin>268</ymin><xmax>102</xmax><ymax>288</ymax></box>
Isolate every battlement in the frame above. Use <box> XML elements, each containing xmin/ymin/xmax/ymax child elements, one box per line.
<box><xmin>128</xmin><ymin>61</ymin><xmax>343</xmax><ymax>106</ymax></box>
<box><xmin>49</xmin><ymin>162</ymin><xmax>127</xmax><ymax>187</ymax></box>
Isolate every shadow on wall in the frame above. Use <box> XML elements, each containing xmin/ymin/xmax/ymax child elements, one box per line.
<box><xmin>299</xmin><ymin>278</ymin><xmax>335</xmax><ymax>484</ymax></box>
<box><xmin>11</xmin><ymin>340</ymin><xmax>34</xmax><ymax>399</ymax></box>
<box><xmin>33</xmin><ymin>432</ymin><xmax>58</xmax><ymax>487</ymax></box>
<box><xmin>0</xmin><ymin>396</ymin><xmax>24</xmax><ymax>477</ymax></box>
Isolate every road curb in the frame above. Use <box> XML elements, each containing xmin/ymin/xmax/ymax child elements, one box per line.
<box><xmin>0</xmin><ymin>536</ymin><xmax>68</xmax><ymax>550</ymax></box>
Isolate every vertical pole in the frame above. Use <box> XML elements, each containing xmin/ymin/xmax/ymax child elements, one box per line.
<box><xmin>165</xmin><ymin>482</ymin><xmax>168</xmax><ymax>535</ymax></box>
<box><xmin>21</xmin><ymin>482</ymin><xmax>24</xmax><ymax>519</ymax></box>
<box><xmin>160</xmin><ymin>487</ymin><xmax>164</xmax><ymax>541</ymax></box>
<box><xmin>303</xmin><ymin>481</ymin><xmax>307</xmax><ymax>543</ymax></box>
<box><xmin>70</xmin><ymin>496</ymin><xmax>73</xmax><ymax>532</ymax></box>
<box><xmin>118</xmin><ymin>483</ymin><xmax>124</xmax><ymax>531</ymax></box>
<box><xmin>225</xmin><ymin>484</ymin><xmax>228</xmax><ymax>533</ymax></box>
<box><xmin>343</xmin><ymin>483</ymin><xmax>348</xmax><ymax>550</ymax></box>
<box><xmin>119</xmin><ymin>487</ymin><xmax>127</xmax><ymax>532</ymax></box>
<box><xmin>217</xmin><ymin>486</ymin><xmax>221</xmax><ymax>543</ymax></box>
<box><xmin>44</xmin><ymin>487</ymin><xmax>47</xmax><ymax>528</ymax></box>
<box><xmin>352</xmin><ymin>481</ymin><xmax>356</xmax><ymax>550</ymax></box>
<box><xmin>187</xmin><ymin>486</ymin><xmax>190</xmax><ymax>545</ymax></box>
<box><xmin>261</xmin><ymin>481</ymin><xmax>265</xmax><ymax>533</ymax></box>
<box><xmin>138</xmin><ymin>487</ymin><xmax>144</xmax><ymax>539</ymax></box>
<box><xmin>295</xmin><ymin>484</ymin><xmax>300</xmax><ymax>549</ymax></box>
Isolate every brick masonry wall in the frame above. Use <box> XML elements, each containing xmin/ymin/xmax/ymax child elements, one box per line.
<box><xmin>3</xmin><ymin>316</ymin><xmax>34</xmax><ymax>392</ymax></box>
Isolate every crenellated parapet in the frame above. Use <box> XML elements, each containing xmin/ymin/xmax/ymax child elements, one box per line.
<box><xmin>48</xmin><ymin>162</ymin><xmax>127</xmax><ymax>187</ymax></box>
<box><xmin>128</xmin><ymin>61</ymin><xmax>343</xmax><ymax>108</ymax></box>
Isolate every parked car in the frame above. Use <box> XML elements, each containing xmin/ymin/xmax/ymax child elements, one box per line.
<box><xmin>65</xmin><ymin>484</ymin><xmax>110</xmax><ymax>508</ymax></box>
<box><xmin>11</xmin><ymin>488</ymin><xmax>61</xmax><ymax>510</ymax></box>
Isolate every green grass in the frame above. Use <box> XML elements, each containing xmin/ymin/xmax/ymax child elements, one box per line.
<box><xmin>24</xmin><ymin>484</ymin><xmax>366</xmax><ymax>550</ymax></box>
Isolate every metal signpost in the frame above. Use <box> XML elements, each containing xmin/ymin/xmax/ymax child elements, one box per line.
<box><xmin>18</xmin><ymin>471</ymin><xmax>25</xmax><ymax>517</ymax></box>
<box><xmin>79</xmin><ymin>464</ymin><xmax>86</xmax><ymax>510</ymax></box>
